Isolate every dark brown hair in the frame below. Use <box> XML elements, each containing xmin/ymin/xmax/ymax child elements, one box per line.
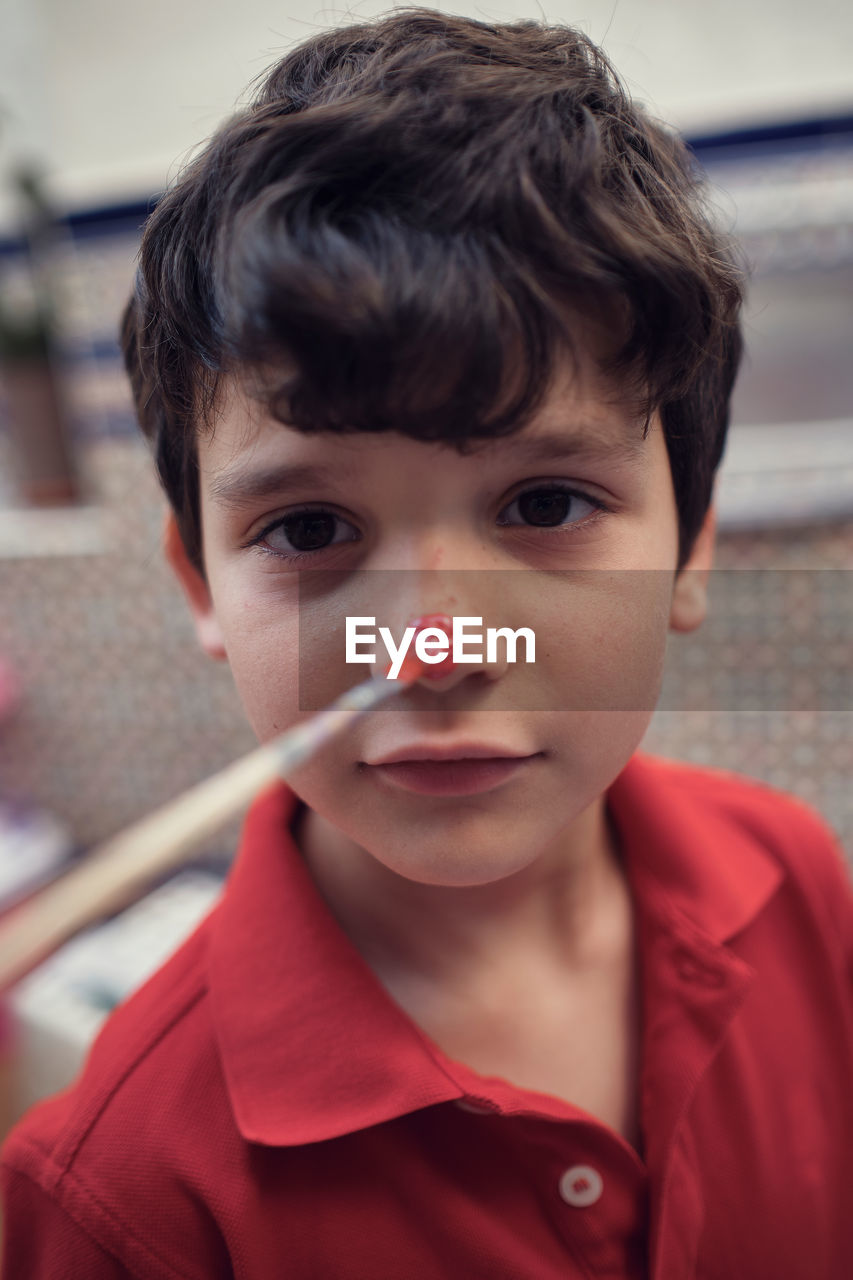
<box><xmin>120</xmin><ymin>6</ymin><xmax>744</xmax><ymax>578</ymax></box>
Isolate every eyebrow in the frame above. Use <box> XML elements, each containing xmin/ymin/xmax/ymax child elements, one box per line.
<box><xmin>208</xmin><ymin>426</ymin><xmax>648</xmax><ymax>510</ymax></box>
<box><xmin>209</xmin><ymin>462</ymin><xmax>346</xmax><ymax>510</ymax></box>
<box><xmin>500</xmin><ymin>427</ymin><xmax>648</xmax><ymax>468</ymax></box>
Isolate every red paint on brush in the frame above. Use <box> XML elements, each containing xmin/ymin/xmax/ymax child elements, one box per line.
<box><xmin>396</xmin><ymin>650</ymin><xmax>430</xmax><ymax>682</ymax></box>
<box><xmin>382</xmin><ymin>652</ymin><xmax>427</xmax><ymax>682</ymax></box>
<box><xmin>380</xmin><ymin>614</ymin><xmax>456</xmax><ymax>682</ymax></box>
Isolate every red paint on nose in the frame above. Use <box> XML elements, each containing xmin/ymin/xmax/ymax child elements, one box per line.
<box><xmin>409</xmin><ymin>613</ymin><xmax>456</xmax><ymax>680</ymax></box>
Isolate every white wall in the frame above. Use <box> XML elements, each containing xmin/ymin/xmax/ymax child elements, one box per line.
<box><xmin>2</xmin><ymin>0</ymin><xmax>852</xmax><ymax>227</ymax></box>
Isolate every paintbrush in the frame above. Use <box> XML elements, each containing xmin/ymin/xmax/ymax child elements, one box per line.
<box><xmin>0</xmin><ymin>654</ymin><xmax>427</xmax><ymax>994</ymax></box>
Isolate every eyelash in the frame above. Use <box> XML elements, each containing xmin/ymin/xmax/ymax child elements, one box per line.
<box><xmin>246</xmin><ymin>484</ymin><xmax>611</xmax><ymax>564</ymax></box>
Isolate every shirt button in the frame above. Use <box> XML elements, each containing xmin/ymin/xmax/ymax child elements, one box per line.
<box><xmin>454</xmin><ymin>1099</ymin><xmax>494</xmax><ymax>1115</ymax></box>
<box><xmin>558</xmin><ymin>1165</ymin><xmax>603</xmax><ymax>1207</ymax></box>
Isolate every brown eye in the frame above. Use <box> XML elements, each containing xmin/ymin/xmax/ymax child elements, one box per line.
<box><xmin>254</xmin><ymin>508</ymin><xmax>360</xmax><ymax>560</ymax></box>
<box><xmin>498</xmin><ymin>486</ymin><xmax>602</xmax><ymax>528</ymax></box>
<box><xmin>518</xmin><ymin>489</ymin><xmax>572</xmax><ymax>526</ymax></box>
<box><xmin>281</xmin><ymin>511</ymin><xmax>338</xmax><ymax>551</ymax></box>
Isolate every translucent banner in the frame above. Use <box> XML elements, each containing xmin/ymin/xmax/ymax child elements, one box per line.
<box><xmin>296</xmin><ymin>569</ymin><xmax>852</xmax><ymax>713</ymax></box>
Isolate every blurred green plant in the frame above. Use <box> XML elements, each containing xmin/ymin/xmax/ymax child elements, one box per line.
<box><xmin>0</xmin><ymin>149</ymin><xmax>80</xmax><ymax>505</ymax></box>
<box><xmin>0</xmin><ymin>164</ymin><xmax>56</xmax><ymax>365</ymax></box>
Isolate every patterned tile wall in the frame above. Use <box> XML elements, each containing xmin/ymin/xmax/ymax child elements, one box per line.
<box><xmin>0</xmin><ymin>193</ymin><xmax>851</xmax><ymax>866</ymax></box>
<box><xmin>1</xmin><ymin>436</ymin><xmax>850</xmax><ymax>861</ymax></box>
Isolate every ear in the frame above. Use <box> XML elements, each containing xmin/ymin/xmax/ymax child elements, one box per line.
<box><xmin>162</xmin><ymin>509</ymin><xmax>228</xmax><ymax>661</ymax></box>
<box><xmin>669</xmin><ymin>499</ymin><xmax>717</xmax><ymax>634</ymax></box>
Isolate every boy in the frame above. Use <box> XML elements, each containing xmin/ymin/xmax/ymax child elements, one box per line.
<box><xmin>2</xmin><ymin>8</ymin><xmax>852</xmax><ymax>1277</ymax></box>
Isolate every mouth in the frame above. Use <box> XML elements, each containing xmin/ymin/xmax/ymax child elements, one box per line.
<box><xmin>363</xmin><ymin>744</ymin><xmax>545</xmax><ymax>797</ymax></box>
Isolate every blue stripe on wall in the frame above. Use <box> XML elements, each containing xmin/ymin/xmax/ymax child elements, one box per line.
<box><xmin>1</xmin><ymin>112</ymin><xmax>852</xmax><ymax>255</ymax></box>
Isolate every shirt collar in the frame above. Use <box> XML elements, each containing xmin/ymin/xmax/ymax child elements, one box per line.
<box><xmin>207</xmin><ymin>777</ymin><xmax>464</xmax><ymax>1146</ymax></box>
<box><xmin>605</xmin><ymin>753</ymin><xmax>786</xmax><ymax>945</ymax></box>
<box><xmin>207</xmin><ymin>750</ymin><xmax>785</xmax><ymax>1147</ymax></box>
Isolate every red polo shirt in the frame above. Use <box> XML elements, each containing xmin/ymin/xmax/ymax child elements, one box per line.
<box><xmin>2</xmin><ymin>751</ymin><xmax>852</xmax><ymax>1278</ymax></box>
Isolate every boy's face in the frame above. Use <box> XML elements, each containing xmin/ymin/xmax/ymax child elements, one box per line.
<box><xmin>167</xmin><ymin>329</ymin><xmax>714</xmax><ymax>888</ymax></box>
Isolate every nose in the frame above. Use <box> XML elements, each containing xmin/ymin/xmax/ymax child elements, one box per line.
<box><xmin>401</xmin><ymin>611</ymin><xmax>512</xmax><ymax>691</ymax></box>
<box><xmin>408</xmin><ymin>613</ymin><xmax>456</xmax><ymax>681</ymax></box>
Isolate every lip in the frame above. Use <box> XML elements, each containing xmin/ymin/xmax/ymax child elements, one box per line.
<box><xmin>364</xmin><ymin>745</ymin><xmax>543</xmax><ymax>797</ymax></box>
<box><xmin>368</xmin><ymin>756</ymin><xmax>540</xmax><ymax>797</ymax></box>
<box><xmin>367</xmin><ymin>743</ymin><xmax>536</xmax><ymax>766</ymax></box>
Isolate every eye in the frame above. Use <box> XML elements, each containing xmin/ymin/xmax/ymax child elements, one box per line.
<box><xmin>249</xmin><ymin>507</ymin><xmax>360</xmax><ymax>561</ymax></box>
<box><xmin>497</xmin><ymin>484</ymin><xmax>607</xmax><ymax>529</ymax></box>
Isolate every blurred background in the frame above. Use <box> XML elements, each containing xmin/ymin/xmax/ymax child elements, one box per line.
<box><xmin>0</xmin><ymin>0</ymin><xmax>851</xmax><ymax>1143</ymax></box>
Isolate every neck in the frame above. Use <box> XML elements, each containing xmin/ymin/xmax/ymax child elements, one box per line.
<box><xmin>291</xmin><ymin>796</ymin><xmax>630</xmax><ymax>997</ymax></box>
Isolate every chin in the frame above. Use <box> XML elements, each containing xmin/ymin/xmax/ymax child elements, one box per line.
<box><xmin>374</xmin><ymin>841</ymin><xmax>540</xmax><ymax>889</ymax></box>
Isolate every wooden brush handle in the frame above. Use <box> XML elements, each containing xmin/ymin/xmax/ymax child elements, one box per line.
<box><xmin>0</xmin><ymin>735</ymin><xmax>289</xmax><ymax>992</ymax></box>
<box><xmin>0</xmin><ymin>672</ymin><xmax>409</xmax><ymax>993</ymax></box>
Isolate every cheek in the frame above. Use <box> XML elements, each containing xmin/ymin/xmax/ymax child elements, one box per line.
<box><xmin>215</xmin><ymin>574</ymin><xmax>370</xmax><ymax>738</ymax></box>
<box><xmin>212</xmin><ymin>582</ymin><xmax>302</xmax><ymax>738</ymax></box>
<box><xmin>537</xmin><ymin>570</ymin><xmax>672</xmax><ymax>712</ymax></box>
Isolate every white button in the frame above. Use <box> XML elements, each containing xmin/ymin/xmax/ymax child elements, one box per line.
<box><xmin>558</xmin><ymin>1165</ymin><xmax>603</xmax><ymax>1207</ymax></box>
<box><xmin>454</xmin><ymin>1099</ymin><xmax>494</xmax><ymax>1115</ymax></box>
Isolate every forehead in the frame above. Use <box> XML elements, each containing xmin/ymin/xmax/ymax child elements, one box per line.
<box><xmin>199</xmin><ymin>341</ymin><xmax>652</xmax><ymax>497</ymax></box>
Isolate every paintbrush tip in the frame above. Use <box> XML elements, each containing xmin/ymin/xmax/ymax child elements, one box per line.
<box><xmin>382</xmin><ymin>653</ymin><xmax>427</xmax><ymax>682</ymax></box>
